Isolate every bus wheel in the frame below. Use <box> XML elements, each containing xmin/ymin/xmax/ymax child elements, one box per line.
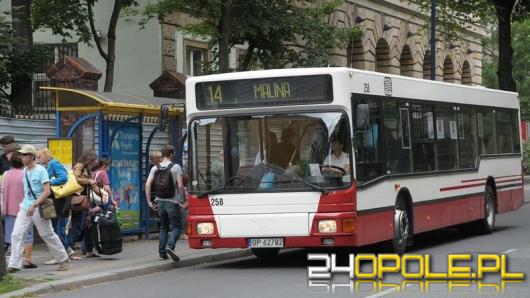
<box><xmin>251</xmin><ymin>248</ymin><xmax>280</xmax><ymax>259</ymax></box>
<box><xmin>392</xmin><ymin>199</ymin><xmax>410</xmax><ymax>254</ymax></box>
<box><xmin>477</xmin><ymin>185</ymin><xmax>496</xmax><ymax>234</ymax></box>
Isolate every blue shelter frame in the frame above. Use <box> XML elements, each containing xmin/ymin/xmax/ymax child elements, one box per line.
<box><xmin>45</xmin><ymin>87</ymin><xmax>184</xmax><ymax>237</ymax></box>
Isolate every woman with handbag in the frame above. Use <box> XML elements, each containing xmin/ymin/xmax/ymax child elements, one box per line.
<box><xmin>36</xmin><ymin>148</ymin><xmax>78</xmax><ymax>264</ymax></box>
<box><xmin>1</xmin><ymin>149</ymin><xmax>37</xmax><ymax>269</ymax></box>
<box><xmin>7</xmin><ymin>145</ymin><xmax>70</xmax><ymax>272</ymax></box>
<box><xmin>94</xmin><ymin>157</ymin><xmax>113</xmax><ymax>208</ymax></box>
<box><xmin>72</xmin><ymin>150</ymin><xmax>104</xmax><ymax>258</ymax></box>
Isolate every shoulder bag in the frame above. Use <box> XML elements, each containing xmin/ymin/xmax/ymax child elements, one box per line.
<box><xmin>51</xmin><ymin>170</ymin><xmax>83</xmax><ymax>199</ymax></box>
<box><xmin>25</xmin><ymin>170</ymin><xmax>56</xmax><ymax>219</ymax></box>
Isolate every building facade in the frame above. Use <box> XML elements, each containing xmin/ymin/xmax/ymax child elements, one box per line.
<box><xmin>161</xmin><ymin>1</ymin><xmax>485</xmax><ymax>86</ymax></box>
<box><xmin>1</xmin><ymin>0</ymin><xmax>486</xmax><ymax>100</ymax></box>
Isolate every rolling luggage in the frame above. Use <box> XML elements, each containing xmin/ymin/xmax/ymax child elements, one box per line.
<box><xmin>90</xmin><ymin>210</ymin><xmax>123</xmax><ymax>255</ymax></box>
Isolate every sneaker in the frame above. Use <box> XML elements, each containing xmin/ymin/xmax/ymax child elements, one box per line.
<box><xmin>57</xmin><ymin>258</ymin><xmax>71</xmax><ymax>271</ymax></box>
<box><xmin>158</xmin><ymin>255</ymin><xmax>169</xmax><ymax>261</ymax></box>
<box><xmin>179</xmin><ymin>234</ymin><xmax>189</xmax><ymax>240</ymax></box>
<box><xmin>44</xmin><ymin>259</ymin><xmax>59</xmax><ymax>265</ymax></box>
<box><xmin>7</xmin><ymin>267</ymin><xmax>20</xmax><ymax>273</ymax></box>
<box><xmin>166</xmin><ymin>248</ymin><xmax>180</xmax><ymax>263</ymax></box>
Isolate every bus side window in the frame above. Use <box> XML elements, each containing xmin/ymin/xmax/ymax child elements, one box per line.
<box><xmin>383</xmin><ymin>101</ymin><xmax>411</xmax><ymax>174</ymax></box>
<box><xmin>496</xmin><ymin>111</ymin><xmax>514</xmax><ymax>154</ymax></box>
<box><xmin>353</xmin><ymin>98</ymin><xmax>384</xmax><ymax>182</ymax></box>
<box><xmin>435</xmin><ymin>104</ymin><xmax>458</xmax><ymax>170</ymax></box>
<box><xmin>458</xmin><ymin>107</ymin><xmax>479</xmax><ymax>168</ymax></box>
<box><xmin>410</xmin><ymin>103</ymin><xmax>435</xmax><ymax>172</ymax></box>
<box><xmin>512</xmin><ymin>110</ymin><xmax>521</xmax><ymax>153</ymax></box>
<box><xmin>480</xmin><ymin>109</ymin><xmax>497</xmax><ymax>154</ymax></box>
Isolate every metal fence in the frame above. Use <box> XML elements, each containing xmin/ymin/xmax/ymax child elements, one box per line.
<box><xmin>12</xmin><ymin>43</ymin><xmax>78</xmax><ymax>119</ymax></box>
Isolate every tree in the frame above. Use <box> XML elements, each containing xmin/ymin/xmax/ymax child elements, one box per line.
<box><xmin>10</xmin><ymin>0</ymin><xmax>33</xmax><ymax>106</ymax></box>
<box><xmin>141</xmin><ymin>0</ymin><xmax>360</xmax><ymax>73</ymax></box>
<box><xmin>0</xmin><ymin>13</ymin><xmax>51</xmax><ymax>112</ymax></box>
<box><xmin>32</xmin><ymin>0</ymin><xmax>139</xmax><ymax>92</ymax></box>
<box><xmin>413</xmin><ymin>0</ymin><xmax>530</xmax><ymax>92</ymax></box>
<box><xmin>483</xmin><ymin>19</ymin><xmax>530</xmax><ymax>119</ymax></box>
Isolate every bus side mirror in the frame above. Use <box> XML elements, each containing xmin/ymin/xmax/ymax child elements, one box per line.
<box><xmin>356</xmin><ymin>104</ymin><xmax>370</xmax><ymax>130</ymax></box>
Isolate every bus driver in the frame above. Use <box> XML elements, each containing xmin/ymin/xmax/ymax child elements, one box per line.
<box><xmin>321</xmin><ymin>136</ymin><xmax>350</xmax><ymax>175</ymax></box>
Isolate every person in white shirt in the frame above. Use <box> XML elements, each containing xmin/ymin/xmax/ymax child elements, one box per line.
<box><xmin>322</xmin><ymin>137</ymin><xmax>350</xmax><ymax>175</ymax></box>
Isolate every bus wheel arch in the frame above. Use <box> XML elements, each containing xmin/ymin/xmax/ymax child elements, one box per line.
<box><xmin>392</xmin><ymin>188</ymin><xmax>413</xmax><ymax>254</ymax></box>
<box><xmin>460</xmin><ymin>177</ymin><xmax>497</xmax><ymax>235</ymax></box>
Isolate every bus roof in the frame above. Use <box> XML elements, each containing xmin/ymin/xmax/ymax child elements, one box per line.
<box><xmin>186</xmin><ymin>67</ymin><xmax>519</xmax><ymax>113</ymax></box>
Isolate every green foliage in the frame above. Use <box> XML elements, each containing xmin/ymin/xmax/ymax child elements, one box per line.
<box><xmin>523</xmin><ymin>141</ymin><xmax>530</xmax><ymax>174</ymax></box>
<box><xmin>410</xmin><ymin>0</ymin><xmax>495</xmax><ymax>42</ymax></box>
<box><xmin>0</xmin><ymin>275</ymin><xmax>34</xmax><ymax>294</ymax></box>
<box><xmin>0</xmin><ymin>14</ymin><xmax>53</xmax><ymax>100</ymax></box>
<box><xmin>482</xmin><ymin>19</ymin><xmax>530</xmax><ymax>119</ymax></box>
<box><xmin>32</xmin><ymin>0</ymin><xmax>92</xmax><ymax>44</ymax></box>
<box><xmin>511</xmin><ymin>19</ymin><xmax>530</xmax><ymax>118</ymax></box>
<box><xmin>32</xmin><ymin>0</ymin><xmax>139</xmax><ymax>45</ymax></box>
<box><xmin>139</xmin><ymin>0</ymin><xmax>360</xmax><ymax>72</ymax></box>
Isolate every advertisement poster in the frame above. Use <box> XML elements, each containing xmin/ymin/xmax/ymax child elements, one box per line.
<box><xmin>47</xmin><ymin>138</ymin><xmax>73</xmax><ymax>170</ymax></box>
<box><xmin>110</xmin><ymin>125</ymin><xmax>141</xmax><ymax>232</ymax></box>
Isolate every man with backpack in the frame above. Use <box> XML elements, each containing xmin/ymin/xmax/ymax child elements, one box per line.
<box><xmin>145</xmin><ymin>145</ymin><xmax>186</xmax><ymax>262</ymax></box>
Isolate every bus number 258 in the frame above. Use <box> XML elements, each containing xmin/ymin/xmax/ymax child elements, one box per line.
<box><xmin>210</xmin><ymin>197</ymin><xmax>224</xmax><ymax>206</ymax></box>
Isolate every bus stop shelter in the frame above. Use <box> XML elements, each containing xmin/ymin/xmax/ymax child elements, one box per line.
<box><xmin>43</xmin><ymin>87</ymin><xmax>185</xmax><ymax>237</ymax></box>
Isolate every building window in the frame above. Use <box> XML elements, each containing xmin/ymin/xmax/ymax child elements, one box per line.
<box><xmin>183</xmin><ymin>39</ymin><xmax>208</xmax><ymax>76</ymax></box>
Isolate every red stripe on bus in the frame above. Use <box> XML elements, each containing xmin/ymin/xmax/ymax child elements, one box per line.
<box><xmin>496</xmin><ymin>177</ymin><xmax>523</xmax><ymax>184</ymax></box>
<box><xmin>440</xmin><ymin>182</ymin><xmax>485</xmax><ymax>192</ymax></box>
<box><xmin>461</xmin><ymin>174</ymin><xmax>521</xmax><ymax>183</ymax></box>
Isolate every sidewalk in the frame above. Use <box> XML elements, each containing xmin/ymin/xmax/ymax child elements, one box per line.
<box><xmin>2</xmin><ymin>238</ymin><xmax>251</xmax><ymax>297</ymax></box>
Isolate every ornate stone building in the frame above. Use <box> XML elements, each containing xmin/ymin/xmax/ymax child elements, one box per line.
<box><xmin>160</xmin><ymin>0</ymin><xmax>486</xmax><ymax>86</ymax></box>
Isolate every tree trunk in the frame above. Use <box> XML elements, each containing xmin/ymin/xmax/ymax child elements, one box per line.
<box><xmin>10</xmin><ymin>0</ymin><xmax>33</xmax><ymax>106</ymax></box>
<box><xmin>103</xmin><ymin>0</ymin><xmax>122</xmax><ymax>92</ymax></box>
<box><xmin>495</xmin><ymin>0</ymin><xmax>516</xmax><ymax>92</ymax></box>
<box><xmin>240</xmin><ymin>42</ymin><xmax>256</xmax><ymax>71</ymax></box>
<box><xmin>218</xmin><ymin>0</ymin><xmax>232</xmax><ymax>73</ymax></box>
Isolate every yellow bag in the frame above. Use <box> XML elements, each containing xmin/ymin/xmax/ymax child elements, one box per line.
<box><xmin>51</xmin><ymin>170</ymin><xmax>82</xmax><ymax>199</ymax></box>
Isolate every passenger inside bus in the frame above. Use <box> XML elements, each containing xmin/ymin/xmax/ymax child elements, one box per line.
<box><xmin>270</xmin><ymin>128</ymin><xmax>296</xmax><ymax>169</ymax></box>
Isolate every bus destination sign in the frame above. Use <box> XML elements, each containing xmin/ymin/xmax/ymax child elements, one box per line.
<box><xmin>195</xmin><ymin>74</ymin><xmax>333</xmax><ymax>109</ymax></box>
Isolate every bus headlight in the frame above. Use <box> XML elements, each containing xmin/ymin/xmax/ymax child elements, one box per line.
<box><xmin>318</xmin><ymin>220</ymin><xmax>337</xmax><ymax>233</ymax></box>
<box><xmin>197</xmin><ymin>222</ymin><xmax>214</xmax><ymax>235</ymax></box>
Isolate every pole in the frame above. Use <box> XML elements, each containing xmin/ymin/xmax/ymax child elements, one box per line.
<box><xmin>430</xmin><ymin>0</ymin><xmax>436</xmax><ymax>80</ymax></box>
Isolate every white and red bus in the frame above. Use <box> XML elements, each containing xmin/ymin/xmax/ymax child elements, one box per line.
<box><xmin>185</xmin><ymin>68</ymin><xmax>524</xmax><ymax>256</ymax></box>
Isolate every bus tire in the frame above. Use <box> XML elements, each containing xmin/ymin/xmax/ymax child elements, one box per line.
<box><xmin>459</xmin><ymin>185</ymin><xmax>496</xmax><ymax>235</ymax></box>
<box><xmin>392</xmin><ymin>198</ymin><xmax>410</xmax><ymax>254</ymax></box>
<box><xmin>476</xmin><ymin>185</ymin><xmax>496</xmax><ymax>234</ymax></box>
<box><xmin>251</xmin><ymin>248</ymin><xmax>280</xmax><ymax>259</ymax></box>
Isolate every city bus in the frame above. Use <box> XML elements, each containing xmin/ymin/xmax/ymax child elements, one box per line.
<box><xmin>185</xmin><ymin>67</ymin><xmax>524</xmax><ymax>257</ymax></box>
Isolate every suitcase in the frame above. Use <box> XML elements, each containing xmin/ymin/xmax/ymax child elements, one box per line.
<box><xmin>90</xmin><ymin>210</ymin><xmax>123</xmax><ymax>255</ymax></box>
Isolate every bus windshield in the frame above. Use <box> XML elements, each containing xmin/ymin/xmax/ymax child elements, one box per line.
<box><xmin>189</xmin><ymin>112</ymin><xmax>352</xmax><ymax>194</ymax></box>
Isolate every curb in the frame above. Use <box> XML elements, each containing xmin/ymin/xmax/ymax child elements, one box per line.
<box><xmin>2</xmin><ymin>249</ymin><xmax>253</xmax><ymax>297</ymax></box>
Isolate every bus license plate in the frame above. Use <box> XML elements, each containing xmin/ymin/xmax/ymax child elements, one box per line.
<box><xmin>247</xmin><ymin>238</ymin><xmax>284</xmax><ymax>248</ymax></box>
